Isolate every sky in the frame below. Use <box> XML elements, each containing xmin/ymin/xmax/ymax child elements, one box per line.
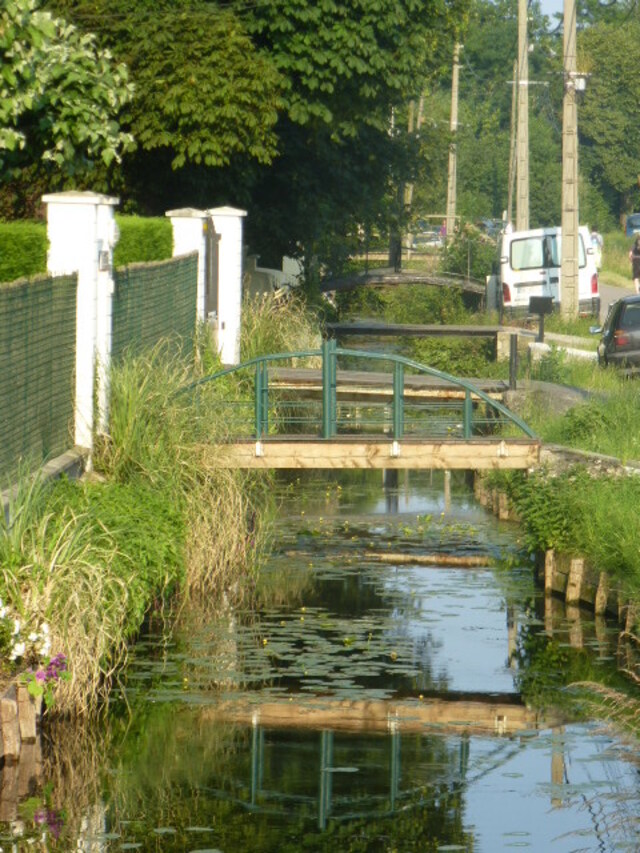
<box><xmin>539</xmin><ymin>0</ymin><xmax>564</xmax><ymax>20</ymax></box>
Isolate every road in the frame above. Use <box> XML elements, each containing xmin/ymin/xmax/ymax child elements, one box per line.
<box><xmin>598</xmin><ymin>277</ymin><xmax>632</xmax><ymax>322</ymax></box>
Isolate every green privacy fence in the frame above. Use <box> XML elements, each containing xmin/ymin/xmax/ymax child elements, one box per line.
<box><xmin>111</xmin><ymin>253</ymin><xmax>198</xmax><ymax>361</ymax></box>
<box><xmin>0</xmin><ymin>275</ymin><xmax>77</xmax><ymax>484</ymax></box>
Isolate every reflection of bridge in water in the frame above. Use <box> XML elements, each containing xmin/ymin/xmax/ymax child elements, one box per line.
<box><xmin>201</xmin><ymin>695</ymin><xmax>564</xmax><ymax>830</ymax></box>
<box><xmin>182</xmin><ymin>342</ymin><xmax>540</xmax><ymax>471</ymax></box>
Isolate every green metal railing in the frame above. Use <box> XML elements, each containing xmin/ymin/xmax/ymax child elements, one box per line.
<box><xmin>181</xmin><ymin>341</ymin><xmax>537</xmax><ymax>441</ymax></box>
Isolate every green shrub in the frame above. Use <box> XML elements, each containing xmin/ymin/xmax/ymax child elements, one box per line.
<box><xmin>0</xmin><ymin>221</ymin><xmax>47</xmax><ymax>283</ymax></box>
<box><xmin>0</xmin><ymin>216</ymin><xmax>173</xmax><ymax>283</ymax></box>
<box><xmin>494</xmin><ymin>465</ymin><xmax>640</xmax><ymax>593</ymax></box>
<box><xmin>113</xmin><ymin>215</ymin><xmax>172</xmax><ymax>266</ymax></box>
<box><xmin>439</xmin><ymin>226</ymin><xmax>496</xmax><ymax>281</ymax></box>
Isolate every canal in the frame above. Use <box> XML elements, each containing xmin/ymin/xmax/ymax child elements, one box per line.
<box><xmin>2</xmin><ymin>470</ymin><xmax>639</xmax><ymax>851</ymax></box>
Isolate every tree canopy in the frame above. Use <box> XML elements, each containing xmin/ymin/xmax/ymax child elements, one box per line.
<box><xmin>49</xmin><ymin>1</ymin><xmax>284</xmax><ymax>171</ymax></box>
<box><xmin>10</xmin><ymin>0</ymin><xmax>638</xmax><ymax>269</ymax></box>
<box><xmin>579</xmin><ymin>20</ymin><xmax>640</xmax><ymax>215</ymax></box>
<box><xmin>0</xmin><ymin>0</ymin><xmax>134</xmax><ymax>179</ymax></box>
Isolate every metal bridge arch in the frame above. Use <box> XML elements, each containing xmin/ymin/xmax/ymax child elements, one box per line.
<box><xmin>181</xmin><ymin>340</ymin><xmax>536</xmax><ymax>443</ymax></box>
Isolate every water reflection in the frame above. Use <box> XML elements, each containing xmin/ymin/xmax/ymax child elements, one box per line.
<box><xmin>1</xmin><ymin>470</ymin><xmax>639</xmax><ymax>851</ymax></box>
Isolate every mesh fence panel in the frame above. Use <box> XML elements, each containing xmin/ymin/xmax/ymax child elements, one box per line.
<box><xmin>112</xmin><ymin>253</ymin><xmax>198</xmax><ymax>361</ymax></box>
<box><xmin>0</xmin><ymin>274</ymin><xmax>77</xmax><ymax>483</ymax></box>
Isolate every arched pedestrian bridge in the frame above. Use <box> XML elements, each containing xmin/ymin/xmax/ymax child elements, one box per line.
<box><xmin>181</xmin><ymin>341</ymin><xmax>539</xmax><ymax>470</ymax></box>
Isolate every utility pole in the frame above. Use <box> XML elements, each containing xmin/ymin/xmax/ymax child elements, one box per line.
<box><xmin>404</xmin><ymin>95</ymin><xmax>425</xmax><ymax>255</ymax></box>
<box><xmin>561</xmin><ymin>0</ymin><xmax>579</xmax><ymax>316</ymax></box>
<box><xmin>516</xmin><ymin>0</ymin><xmax>529</xmax><ymax>230</ymax></box>
<box><xmin>446</xmin><ymin>43</ymin><xmax>461</xmax><ymax>241</ymax></box>
<box><xmin>507</xmin><ymin>59</ymin><xmax>518</xmax><ymax>226</ymax></box>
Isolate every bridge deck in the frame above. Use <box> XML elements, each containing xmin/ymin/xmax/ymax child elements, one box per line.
<box><xmin>216</xmin><ymin>437</ymin><xmax>540</xmax><ymax>470</ymax></box>
<box><xmin>326</xmin><ymin>321</ymin><xmax>503</xmax><ymax>338</ymax></box>
<box><xmin>270</xmin><ymin>366</ymin><xmax>510</xmax><ymax>401</ymax></box>
<box><xmin>320</xmin><ymin>269</ymin><xmax>486</xmax><ymax>295</ymax></box>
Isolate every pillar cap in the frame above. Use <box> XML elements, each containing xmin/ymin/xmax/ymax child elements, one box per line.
<box><xmin>207</xmin><ymin>206</ymin><xmax>247</xmax><ymax>218</ymax></box>
<box><xmin>42</xmin><ymin>190</ymin><xmax>119</xmax><ymax>206</ymax></box>
<box><xmin>165</xmin><ymin>207</ymin><xmax>208</xmax><ymax>219</ymax></box>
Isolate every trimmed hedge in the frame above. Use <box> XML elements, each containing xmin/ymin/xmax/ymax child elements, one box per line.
<box><xmin>0</xmin><ymin>221</ymin><xmax>47</xmax><ymax>283</ymax></box>
<box><xmin>0</xmin><ymin>216</ymin><xmax>174</xmax><ymax>284</ymax></box>
<box><xmin>113</xmin><ymin>215</ymin><xmax>173</xmax><ymax>267</ymax></box>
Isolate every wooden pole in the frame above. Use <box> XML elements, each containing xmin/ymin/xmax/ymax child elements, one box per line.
<box><xmin>516</xmin><ymin>0</ymin><xmax>529</xmax><ymax>230</ymax></box>
<box><xmin>561</xmin><ymin>0</ymin><xmax>580</xmax><ymax>317</ymax></box>
<box><xmin>446</xmin><ymin>44</ymin><xmax>462</xmax><ymax>240</ymax></box>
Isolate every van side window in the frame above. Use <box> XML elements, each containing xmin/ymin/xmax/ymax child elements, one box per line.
<box><xmin>555</xmin><ymin>234</ymin><xmax>587</xmax><ymax>268</ymax></box>
<box><xmin>510</xmin><ymin>237</ymin><xmax>543</xmax><ymax>271</ymax></box>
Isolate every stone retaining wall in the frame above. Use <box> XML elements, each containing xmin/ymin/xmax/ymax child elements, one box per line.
<box><xmin>0</xmin><ymin>684</ymin><xmax>42</xmax><ymax>821</ymax></box>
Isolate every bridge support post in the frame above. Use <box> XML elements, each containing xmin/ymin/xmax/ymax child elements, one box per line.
<box><xmin>255</xmin><ymin>361</ymin><xmax>269</xmax><ymax>437</ymax></box>
<box><xmin>393</xmin><ymin>363</ymin><xmax>404</xmax><ymax>439</ymax></box>
<box><xmin>463</xmin><ymin>390</ymin><xmax>473</xmax><ymax>438</ymax></box>
<box><xmin>322</xmin><ymin>339</ymin><xmax>337</xmax><ymax>438</ymax></box>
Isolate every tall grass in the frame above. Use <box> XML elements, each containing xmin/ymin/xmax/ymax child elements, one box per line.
<box><xmin>94</xmin><ymin>342</ymin><xmax>273</xmax><ymax>604</ymax></box>
<box><xmin>0</xmin><ymin>477</ymin><xmax>148</xmax><ymax>713</ymax></box>
<box><xmin>601</xmin><ymin>229</ymin><xmax>635</xmax><ymax>285</ymax></box>
<box><xmin>240</xmin><ymin>293</ymin><xmax>321</xmax><ymax>363</ymax></box>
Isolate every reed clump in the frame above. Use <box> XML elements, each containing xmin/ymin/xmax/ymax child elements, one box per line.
<box><xmin>0</xmin><ymin>345</ymin><xmax>265</xmax><ymax>713</ymax></box>
<box><xmin>240</xmin><ymin>292</ymin><xmax>321</xmax><ymax>364</ymax></box>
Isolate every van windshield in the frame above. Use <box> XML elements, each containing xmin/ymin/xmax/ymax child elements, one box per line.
<box><xmin>510</xmin><ymin>233</ymin><xmax>586</xmax><ymax>270</ymax></box>
<box><xmin>510</xmin><ymin>237</ymin><xmax>543</xmax><ymax>270</ymax></box>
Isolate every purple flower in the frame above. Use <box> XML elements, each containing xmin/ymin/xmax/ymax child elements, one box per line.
<box><xmin>35</xmin><ymin>670</ymin><xmax>47</xmax><ymax>683</ymax></box>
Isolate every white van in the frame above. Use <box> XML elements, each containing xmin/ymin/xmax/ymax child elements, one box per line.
<box><xmin>496</xmin><ymin>225</ymin><xmax>600</xmax><ymax>317</ymax></box>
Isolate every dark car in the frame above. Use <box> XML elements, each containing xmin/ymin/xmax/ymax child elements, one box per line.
<box><xmin>626</xmin><ymin>213</ymin><xmax>640</xmax><ymax>238</ymax></box>
<box><xmin>592</xmin><ymin>295</ymin><xmax>640</xmax><ymax>366</ymax></box>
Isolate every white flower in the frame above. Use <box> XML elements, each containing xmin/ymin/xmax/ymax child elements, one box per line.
<box><xmin>12</xmin><ymin>619</ymin><xmax>20</xmax><ymax>636</ymax></box>
<box><xmin>9</xmin><ymin>641</ymin><xmax>25</xmax><ymax>660</ymax></box>
<box><xmin>28</xmin><ymin>632</ymin><xmax>38</xmax><ymax>643</ymax></box>
<box><xmin>0</xmin><ymin>605</ymin><xmax>7</xmax><ymax>619</ymax></box>
<box><xmin>40</xmin><ymin>623</ymin><xmax>50</xmax><ymax>635</ymax></box>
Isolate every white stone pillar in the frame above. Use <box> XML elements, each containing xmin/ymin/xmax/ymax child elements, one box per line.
<box><xmin>165</xmin><ymin>208</ymin><xmax>208</xmax><ymax>322</ymax></box>
<box><xmin>43</xmin><ymin>191</ymin><xmax>119</xmax><ymax>454</ymax></box>
<box><xmin>208</xmin><ymin>206</ymin><xmax>246</xmax><ymax>365</ymax></box>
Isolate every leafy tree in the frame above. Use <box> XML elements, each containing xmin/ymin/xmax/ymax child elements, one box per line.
<box><xmin>240</xmin><ymin>0</ymin><xmax>468</xmax><ymax>272</ymax></box>
<box><xmin>245</xmin><ymin>0</ymin><xmax>463</xmax><ymax>134</ymax></box>
<box><xmin>0</xmin><ymin>0</ymin><xmax>134</xmax><ymax>180</ymax></box>
<box><xmin>579</xmin><ymin>20</ymin><xmax>640</xmax><ymax>216</ymax></box>
<box><xmin>48</xmin><ymin>1</ymin><xmax>283</xmax><ymax>171</ymax></box>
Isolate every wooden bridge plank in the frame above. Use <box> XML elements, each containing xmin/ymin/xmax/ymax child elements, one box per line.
<box><xmin>217</xmin><ymin>439</ymin><xmax>540</xmax><ymax>470</ymax></box>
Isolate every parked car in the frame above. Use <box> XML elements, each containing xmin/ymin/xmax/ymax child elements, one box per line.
<box><xmin>411</xmin><ymin>219</ymin><xmax>443</xmax><ymax>249</ymax></box>
<box><xmin>625</xmin><ymin>213</ymin><xmax>640</xmax><ymax>238</ymax></box>
<box><xmin>475</xmin><ymin>218</ymin><xmax>503</xmax><ymax>239</ymax></box>
<box><xmin>591</xmin><ymin>294</ymin><xmax>640</xmax><ymax>366</ymax></box>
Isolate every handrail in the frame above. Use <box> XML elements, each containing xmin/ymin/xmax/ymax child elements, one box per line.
<box><xmin>177</xmin><ymin>344</ymin><xmax>537</xmax><ymax>440</ymax></box>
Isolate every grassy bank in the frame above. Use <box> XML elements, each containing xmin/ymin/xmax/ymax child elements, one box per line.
<box><xmin>601</xmin><ymin>229</ymin><xmax>636</xmax><ymax>286</ymax></box>
<box><xmin>0</xmin><ymin>295</ymin><xmax>320</xmax><ymax>714</ymax></box>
